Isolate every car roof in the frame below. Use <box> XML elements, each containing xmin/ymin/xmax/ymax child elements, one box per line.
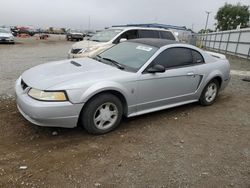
<box><xmin>127</xmin><ymin>38</ymin><xmax>180</xmax><ymax>48</ymax></box>
<box><xmin>110</xmin><ymin>26</ymin><xmax>173</xmax><ymax>32</ymax></box>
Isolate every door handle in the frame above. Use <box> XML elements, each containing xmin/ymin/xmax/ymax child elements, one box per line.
<box><xmin>187</xmin><ymin>72</ymin><xmax>195</xmax><ymax>77</ymax></box>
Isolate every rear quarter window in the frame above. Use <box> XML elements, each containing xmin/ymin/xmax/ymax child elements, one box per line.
<box><xmin>138</xmin><ymin>30</ymin><xmax>160</xmax><ymax>38</ymax></box>
<box><xmin>192</xmin><ymin>50</ymin><xmax>205</xmax><ymax>63</ymax></box>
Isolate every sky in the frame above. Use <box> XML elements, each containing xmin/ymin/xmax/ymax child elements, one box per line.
<box><xmin>0</xmin><ymin>0</ymin><xmax>249</xmax><ymax>32</ymax></box>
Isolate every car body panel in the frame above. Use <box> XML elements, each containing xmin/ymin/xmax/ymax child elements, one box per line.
<box><xmin>16</xmin><ymin>41</ymin><xmax>230</xmax><ymax>128</ymax></box>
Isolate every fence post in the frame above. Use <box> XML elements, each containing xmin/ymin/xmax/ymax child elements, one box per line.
<box><xmin>225</xmin><ymin>31</ymin><xmax>231</xmax><ymax>54</ymax></box>
<box><xmin>235</xmin><ymin>31</ymin><xmax>242</xmax><ymax>56</ymax></box>
<box><xmin>218</xmin><ymin>33</ymin><xmax>223</xmax><ymax>52</ymax></box>
<box><xmin>208</xmin><ymin>34</ymin><xmax>211</xmax><ymax>49</ymax></box>
<box><xmin>213</xmin><ymin>32</ymin><xmax>217</xmax><ymax>50</ymax></box>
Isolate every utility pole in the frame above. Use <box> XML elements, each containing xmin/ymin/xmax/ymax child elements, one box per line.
<box><xmin>204</xmin><ymin>11</ymin><xmax>211</xmax><ymax>33</ymax></box>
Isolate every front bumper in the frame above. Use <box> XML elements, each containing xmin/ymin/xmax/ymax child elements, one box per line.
<box><xmin>15</xmin><ymin>78</ymin><xmax>83</xmax><ymax>128</ymax></box>
<box><xmin>0</xmin><ymin>37</ymin><xmax>14</xmax><ymax>43</ymax></box>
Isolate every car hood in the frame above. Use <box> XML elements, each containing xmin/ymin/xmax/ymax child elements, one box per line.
<box><xmin>0</xmin><ymin>33</ymin><xmax>13</xmax><ymax>38</ymax></box>
<box><xmin>22</xmin><ymin>58</ymin><xmax>133</xmax><ymax>90</ymax></box>
<box><xmin>71</xmin><ymin>40</ymin><xmax>106</xmax><ymax>49</ymax></box>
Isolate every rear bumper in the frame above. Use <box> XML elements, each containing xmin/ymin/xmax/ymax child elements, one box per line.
<box><xmin>15</xmin><ymin>78</ymin><xmax>83</xmax><ymax>128</ymax></box>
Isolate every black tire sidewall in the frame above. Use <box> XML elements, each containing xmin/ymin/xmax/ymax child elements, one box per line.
<box><xmin>81</xmin><ymin>93</ymin><xmax>123</xmax><ymax>134</ymax></box>
<box><xmin>200</xmin><ymin>79</ymin><xmax>219</xmax><ymax>106</ymax></box>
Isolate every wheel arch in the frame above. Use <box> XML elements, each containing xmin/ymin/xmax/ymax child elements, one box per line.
<box><xmin>212</xmin><ymin>76</ymin><xmax>222</xmax><ymax>88</ymax></box>
<box><xmin>86</xmin><ymin>90</ymin><xmax>128</xmax><ymax>116</ymax></box>
<box><xmin>204</xmin><ymin>70</ymin><xmax>223</xmax><ymax>89</ymax></box>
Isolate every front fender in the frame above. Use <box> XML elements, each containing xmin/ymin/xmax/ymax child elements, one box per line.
<box><xmin>79</xmin><ymin>81</ymin><xmax>130</xmax><ymax>103</ymax></box>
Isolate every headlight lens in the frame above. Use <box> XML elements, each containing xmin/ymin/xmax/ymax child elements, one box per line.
<box><xmin>83</xmin><ymin>46</ymin><xmax>99</xmax><ymax>53</ymax></box>
<box><xmin>28</xmin><ymin>88</ymin><xmax>68</xmax><ymax>101</ymax></box>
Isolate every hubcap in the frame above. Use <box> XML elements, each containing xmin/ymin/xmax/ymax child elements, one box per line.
<box><xmin>205</xmin><ymin>83</ymin><xmax>217</xmax><ymax>103</ymax></box>
<box><xmin>93</xmin><ymin>102</ymin><xmax>118</xmax><ymax>130</ymax></box>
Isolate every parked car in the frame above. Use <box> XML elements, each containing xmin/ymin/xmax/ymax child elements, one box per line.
<box><xmin>16</xmin><ymin>26</ymin><xmax>37</xmax><ymax>36</ymax></box>
<box><xmin>66</xmin><ymin>29</ymin><xmax>85</xmax><ymax>41</ymax></box>
<box><xmin>68</xmin><ymin>27</ymin><xmax>178</xmax><ymax>58</ymax></box>
<box><xmin>0</xmin><ymin>27</ymin><xmax>15</xmax><ymax>44</ymax></box>
<box><xmin>16</xmin><ymin>39</ymin><xmax>230</xmax><ymax>134</ymax></box>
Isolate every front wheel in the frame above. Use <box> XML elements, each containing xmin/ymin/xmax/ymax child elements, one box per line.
<box><xmin>199</xmin><ymin>79</ymin><xmax>219</xmax><ymax>106</ymax></box>
<box><xmin>81</xmin><ymin>93</ymin><xmax>123</xmax><ymax>134</ymax></box>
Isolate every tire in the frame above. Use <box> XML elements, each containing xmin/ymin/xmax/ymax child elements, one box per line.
<box><xmin>81</xmin><ymin>93</ymin><xmax>123</xmax><ymax>134</ymax></box>
<box><xmin>199</xmin><ymin>79</ymin><xmax>219</xmax><ymax>106</ymax></box>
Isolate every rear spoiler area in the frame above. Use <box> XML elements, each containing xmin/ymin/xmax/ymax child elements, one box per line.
<box><xmin>205</xmin><ymin>51</ymin><xmax>226</xmax><ymax>59</ymax></box>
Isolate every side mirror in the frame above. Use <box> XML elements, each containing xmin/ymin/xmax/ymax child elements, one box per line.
<box><xmin>119</xmin><ymin>38</ymin><xmax>127</xmax><ymax>43</ymax></box>
<box><xmin>147</xmin><ymin>64</ymin><xmax>165</xmax><ymax>73</ymax></box>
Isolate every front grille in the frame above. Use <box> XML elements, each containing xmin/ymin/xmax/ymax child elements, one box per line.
<box><xmin>21</xmin><ymin>79</ymin><xmax>28</xmax><ymax>90</ymax></box>
<box><xmin>0</xmin><ymin>37</ymin><xmax>9</xmax><ymax>40</ymax></box>
<box><xmin>71</xmin><ymin>48</ymin><xmax>82</xmax><ymax>54</ymax></box>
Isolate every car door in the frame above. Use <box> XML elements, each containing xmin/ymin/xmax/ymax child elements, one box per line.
<box><xmin>137</xmin><ymin>47</ymin><xmax>202</xmax><ymax>112</ymax></box>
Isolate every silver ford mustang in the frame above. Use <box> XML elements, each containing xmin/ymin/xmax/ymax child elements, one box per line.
<box><xmin>15</xmin><ymin>38</ymin><xmax>230</xmax><ymax>134</ymax></box>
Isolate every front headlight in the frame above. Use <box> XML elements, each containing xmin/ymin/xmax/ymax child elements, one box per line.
<box><xmin>28</xmin><ymin>88</ymin><xmax>68</xmax><ymax>101</ymax></box>
<box><xmin>82</xmin><ymin>46</ymin><xmax>99</xmax><ymax>53</ymax></box>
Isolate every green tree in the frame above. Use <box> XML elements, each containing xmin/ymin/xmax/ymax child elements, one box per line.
<box><xmin>215</xmin><ymin>3</ymin><xmax>250</xmax><ymax>31</ymax></box>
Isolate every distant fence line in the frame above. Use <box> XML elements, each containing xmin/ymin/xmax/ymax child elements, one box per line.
<box><xmin>195</xmin><ymin>28</ymin><xmax>250</xmax><ymax>60</ymax></box>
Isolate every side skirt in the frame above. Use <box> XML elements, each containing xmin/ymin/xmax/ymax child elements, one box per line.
<box><xmin>127</xmin><ymin>99</ymin><xmax>198</xmax><ymax>118</ymax></box>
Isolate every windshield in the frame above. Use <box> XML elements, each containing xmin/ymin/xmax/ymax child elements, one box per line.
<box><xmin>98</xmin><ymin>42</ymin><xmax>158</xmax><ymax>72</ymax></box>
<box><xmin>90</xmin><ymin>29</ymin><xmax>122</xmax><ymax>42</ymax></box>
<box><xmin>0</xmin><ymin>28</ymin><xmax>10</xmax><ymax>33</ymax></box>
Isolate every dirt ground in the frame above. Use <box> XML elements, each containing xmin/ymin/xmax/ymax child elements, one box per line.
<box><xmin>0</xmin><ymin>37</ymin><xmax>250</xmax><ymax>188</ymax></box>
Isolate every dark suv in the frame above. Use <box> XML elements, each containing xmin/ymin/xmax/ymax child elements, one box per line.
<box><xmin>66</xmin><ymin>30</ymin><xmax>85</xmax><ymax>41</ymax></box>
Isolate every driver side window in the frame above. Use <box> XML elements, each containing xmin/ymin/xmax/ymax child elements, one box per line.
<box><xmin>153</xmin><ymin>47</ymin><xmax>193</xmax><ymax>69</ymax></box>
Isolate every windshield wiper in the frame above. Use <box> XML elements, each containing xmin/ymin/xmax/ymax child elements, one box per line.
<box><xmin>91</xmin><ymin>39</ymin><xmax>100</xmax><ymax>42</ymax></box>
<box><xmin>102</xmin><ymin>57</ymin><xmax>125</xmax><ymax>70</ymax></box>
<box><xmin>96</xmin><ymin>55</ymin><xmax>124</xmax><ymax>70</ymax></box>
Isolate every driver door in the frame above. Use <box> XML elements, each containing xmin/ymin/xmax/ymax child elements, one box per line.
<box><xmin>137</xmin><ymin>47</ymin><xmax>202</xmax><ymax>112</ymax></box>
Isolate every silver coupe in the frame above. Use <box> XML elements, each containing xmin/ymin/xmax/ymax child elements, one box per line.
<box><xmin>15</xmin><ymin>39</ymin><xmax>230</xmax><ymax>134</ymax></box>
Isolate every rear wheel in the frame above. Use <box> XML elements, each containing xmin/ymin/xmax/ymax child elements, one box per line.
<box><xmin>81</xmin><ymin>93</ymin><xmax>123</xmax><ymax>134</ymax></box>
<box><xmin>200</xmin><ymin>79</ymin><xmax>219</xmax><ymax>106</ymax></box>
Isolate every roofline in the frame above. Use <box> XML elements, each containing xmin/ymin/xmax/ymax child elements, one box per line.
<box><xmin>112</xmin><ymin>23</ymin><xmax>188</xmax><ymax>31</ymax></box>
<box><xmin>109</xmin><ymin>26</ymin><xmax>173</xmax><ymax>31</ymax></box>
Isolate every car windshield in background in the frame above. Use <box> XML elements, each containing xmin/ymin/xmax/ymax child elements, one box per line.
<box><xmin>90</xmin><ymin>29</ymin><xmax>122</xmax><ymax>42</ymax></box>
<box><xmin>98</xmin><ymin>42</ymin><xmax>158</xmax><ymax>72</ymax></box>
<box><xmin>0</xmin><ymin>28</ymin><xmax>10</xmax><ymax>33</ymax></box>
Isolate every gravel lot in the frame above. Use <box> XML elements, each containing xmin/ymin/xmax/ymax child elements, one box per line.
<box><xmin>0</xmin><ymin>37</ymin><xmax>249</xmax><ymax>188</ymax></box>
<box><xmin>0</xmin><ymin>35</ymin><xmax>72</xmax><ymax>96</ymax></box>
